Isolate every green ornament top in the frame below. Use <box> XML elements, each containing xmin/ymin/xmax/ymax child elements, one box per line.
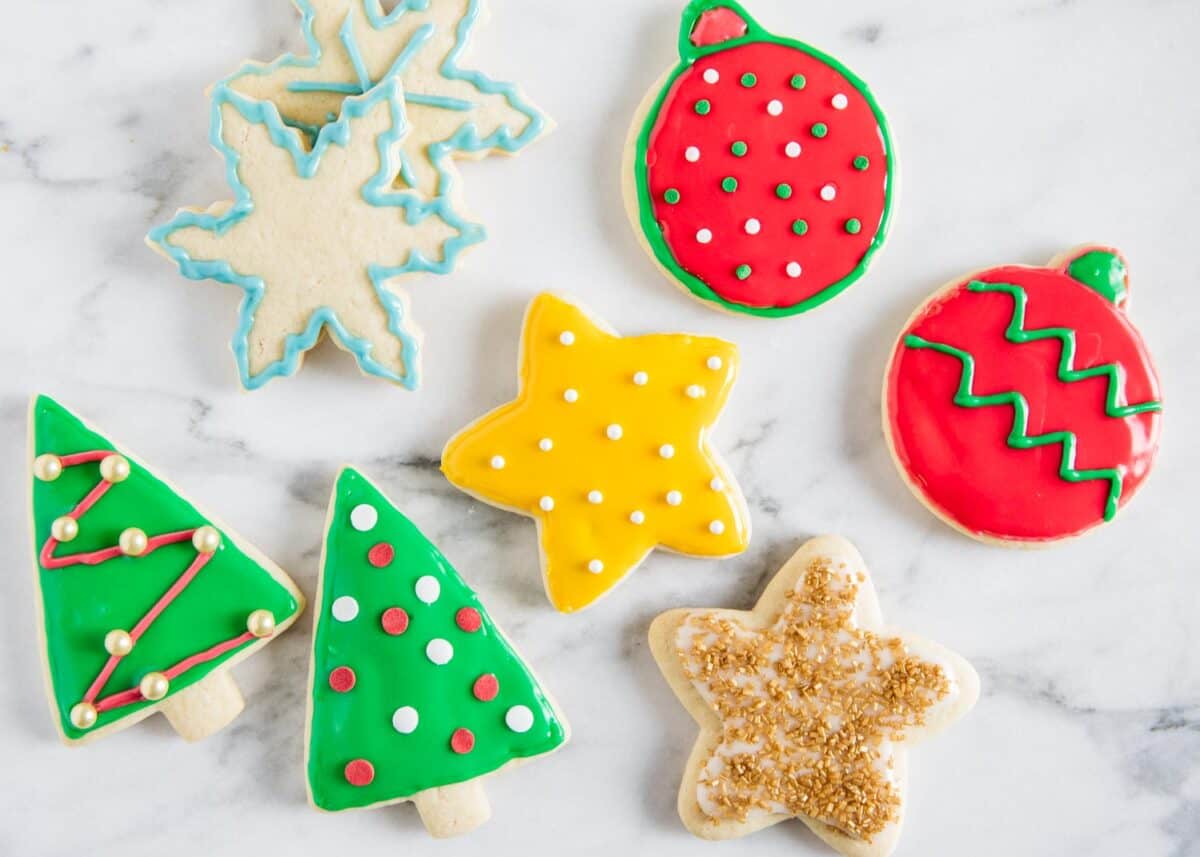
<box><xmin>307</xmin><ymin>468</ymin><xmax>568</xmax><ymax>811</ymax></box>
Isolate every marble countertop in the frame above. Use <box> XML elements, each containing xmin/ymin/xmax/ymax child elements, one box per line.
<box><xmin>2</xmin><ymin>0</ymin><xmax>1197</xmax><ymax>854</ymax></box>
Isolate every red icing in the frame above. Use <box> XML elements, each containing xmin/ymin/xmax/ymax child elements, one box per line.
<box><xmin>329</xmin><ymin>666</ymin><xmax>356</xmax><ymax>693</ymax></box>
<box><xmin>885</xmin><ymin>258</ymin><xmax>1162</xmax><ymax>542</ymax></box>
<box><xmin>646</xmin><ymin>41</ymin><xmax>888</xmax><ymax>310</ymax></box>
<box><xmin>367</xmin><ymin>542</ymin><xmax>394</xmax><ymax>568</ymax></box>
<box><xmin>344</xmin><ymin>758</ymin><xmax>375</xmax><ymax>786</ymax></box>
<box><xmin>689</xmin><ymin>7</ymin><xmax>748</xmax><ymax>48</ymax></box>
<box><xmin>455</xmin><ymin>607</ymin><xmax>482</xmax><ymax>633</ymax></box>
<box><xmin>472</xmin><ymin>673</ymin><xmax>499</xmax><ymax>701</ymax></box>
<box><xmin>450</xmin><ymin>727</ymin><xmax>476</xmax><ymax>754</ymax></box>
<box><xmin>381</xmin><ymin>606</ymin><xmax>409</xmax><ymax>635</ymax></box>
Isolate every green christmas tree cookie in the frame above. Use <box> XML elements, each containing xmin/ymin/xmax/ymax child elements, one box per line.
<box><xmin>307</xmin><ymin>468</ymin><xmax>569</xmax><ymax>837</ymax></box>
<box><xmin>29</xmin><ymin>395</ymin><xmax>305</xmax><ymax>744</ymax></box>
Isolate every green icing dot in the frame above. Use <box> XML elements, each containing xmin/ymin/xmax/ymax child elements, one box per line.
<box><xmin>853</xmin><ymin>155</ymin><xmax>870</xmax><ymax>171</ymax></box>
<box><xmin>792</xmin><ymin>219</ymin><xmax>809</xmax><ymax>236</ymax></box>
<box><xmin>735</xmin><ymin>264</ymin><xmax>752</xmax><ymax>280</ymax></box>
<box><xmin>721</xmin><ymin>176</ymin><xmax>738</xmax><ymax>193</ymax></box>
<box><xmin>731</xmin><ymin>140</ymin><xmax>748</xmax><ymax>157</ymax></box>
<box><xmin>811</xmin><ymin>122</ymin><xmax>828</xmax><ymax>138</ymax></box>
<box><xmin>775</xmin><ymin>183</ymin><xmax>793</xmax><ymax>200</ymax></box>
<box><xmin>740</xmin><ymin>72</ymin><xmax>757</xmax><ymax>88</ymax></box>
<box><xmin>845</xmin><ymin>218</ymin><xmax>863</xmax><ymax>235</ymax></box>
<box><xmin>663</xmin><ymin>188</ymin><xmax>681</xmax><ymax>205</ymax></box>
<box><xmin>695</xmin><ymin>99</ymin><xmax>711</xmax><ymax>116</ymax></box>
<box><xmin>790</xmin><ymin>74</ymin><xmax>807</xmax><ymax>90</ymax></box>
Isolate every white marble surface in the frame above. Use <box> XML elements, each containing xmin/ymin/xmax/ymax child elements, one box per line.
<box><xmin>2</xmin><ymin>0</ymin><xmax>1198</xmax><ymax>854</ymax></box>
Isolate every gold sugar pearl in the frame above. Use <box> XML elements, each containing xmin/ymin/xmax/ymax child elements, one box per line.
<box><xmin>118</xmin><ymin>527</ymin><xmax>148</xmax><ymax>557</ymax></box>
<box><xmin>69</xmin><ymin>702</ymin><xmax>98</xmax><ymax>730</ymax></box>
<box><xmin>192</xmin><ymin>526</ymin><xmax>221</xmax><ymax>554</ymax></box>
<box><xmin>104</xmin><ymin>629</ymin><xmax>134</xmax><ymax>657</ymax></box>
<box><xmin>99</xmin><ymin>454</ymin><xmax>131</xmax><ymax>484</ymax></box>
<box><xmin>246</xmin><ymin>609</ymin><xmax>276</xmax><ymax>638</ymax></box>
<box><xmin>51</xmin><ymin>516</ymin><xmax>79</xmax><ymax>543</ymax></box>
<box><xmin>138</xmin><ymin>672</ymin><xmax>169</xmax><ymax>701</ymax></box>
<box><xmin>33</xmin><ymin>454</ymin><xmax>63</xmax><ymax>482</ymax></box>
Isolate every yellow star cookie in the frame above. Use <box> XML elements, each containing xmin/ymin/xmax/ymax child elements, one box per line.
<box><xmin>441</xmin><ymin>293</ymin><xmax>751</xmax><ymax>613</ymax></box>
<box><xmin>650</xmin><ymin>535</ymin><xmax>979</xmax><ymax>856</ymax></box>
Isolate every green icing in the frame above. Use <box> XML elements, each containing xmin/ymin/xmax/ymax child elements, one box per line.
<box><xmin>307</xmin><ymin>468</ymin><xmax>566</xmax><ymax>811</ymax></box>
<box><xmin>792</xmin><ymin>219</ymin><xmax>809</xmax><ymax>236</ymax></box>
<box><xmin>664</xmin><ymin>188</ymin><xmax>681</xmax><ymax>204</ymax></box>
<box><xmin>721</xmin><ymin>176</ymin><xmax>738</xmax><ymax>192</ymax></box>
<box><xmin>853</xmin><ymin>155</ymin><xmax>870</xmax><ymax>170</ymax></box>
<box><xmin>740</xmin><ymin>72</ymin><xmax>757</xmax><ymax>87</ymax></box>
<box><xmin>736</xmin><ymin>264</ymin><xmax>752</xmax><ymax>280</ymax></box>
<box><xmin>30</xmin><ymin>396</ymin><xmax>301</xmax><ymax>741</ymax></box>
<box><xmin>1066</xmin><ymin>249</ymin><xmax>1128</xmax><ymax>305</ymax></box>
<box><xmin>811</xmin><ymin>122</ymin><xmax>828</xmax><ymax>138</ymax></box>
<box><xmin>731</xmin><ymin>140</ymin><xmax>748</xmax><ymax>157</ymax></box>
<box><xmin>790</xmin><ymin>73</ymin><xmax>807</xmax><ymax>89</ymax></box>
<box><xmin>694</xmin><ymin>98</ymin><xmax>712</xmax><ymax>115</ymax></box>
<box><xmin>845</xmin><ymin>218</ymin><xmax>862</xmax><ymax>234</ymax></box>
<box><xmin>776</xmin><ymin>183</ymin><xmax>793</xmax><ymax>199</ymax></box>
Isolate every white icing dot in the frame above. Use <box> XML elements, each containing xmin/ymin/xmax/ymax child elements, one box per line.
<box><xmin>785</xmin><ymin>141</ymin><xmax>802</xmax><ymax>158</ymax></box>
<box><xmin>686</xmin><ymin>385</ymin><xmax>706</xmax><ymax>399</ymax></box>
<box><xmin>786</xmin><ymin>262</ymin><xmax>803</xmax><ymax>278</ymax></box>
<box><xmin>696</xmin><ymin>228</ymin><xmax>713</xmax><ymax>244</ymax></box>
<box><xmin>587</xmin><ymin>559</ymin><xmax>604</xmax><ymax>574</ymax></box>
<box><xmin>820</xmin><ymin>184</ymin><xmax>837</xmax><ymax>201</ymax></box>
<box><xmin>709</xmin><ymin>520</ymin><xmax>726</xmax><ymax>535</ymax></box>
<box><xmin>539</xmin><ymin>437</ymin><xmax>553</xmax><ymax>452</ymax></box>
<box><xmin>706</xmin><ymin>356</ymin><xmax>723</xmax><ymax>371</ymax></box>
<box><xmin>703</xmin><ymin>68</ymin><xmax>720</xmax><ymax>84</ymax></box>
<box><xmin>659</xmin><ymin>444</ymin><xmax>676</xmax><ymax>459</ymax></box>
<box><xmin>685</xmin><ymin>146</ymin><xmax>700</xmax><ymax>162</ymax></box>
<box><xmin>490</xmin><ymin>455</ymin><xmax>506</xmax><ymax>470</ymax></box>
<box><xmin>630</xmin><ymin>510</ymin><xmax>646</xmax><ymax>525</ymax></box>
<box><xmin>539</xmin><ymin>496</ymin><xmax>555</xmax><ymax>512</ymax></box>
<box><xmin>710</xmin><ymin>477</ymin><xmax>725</xmax><ymax>491</ymax></box>
<box><xmin>563</xmin><ymin>388</ymin><xmax>579</xmax><ymax>403</ymax></box>
<box><xmin>832</xmin><ymin>93</ymin><xmax>849</xmax><ymax>110</ymax></box>
<box><xmin>426</xmin><ymin>638</ymin><xmax>453</xmax><ymax>665</ymax></box>
<box><xmin>349</xmin><ymin>504</ymin><xmax>377</xmax><ymax>532</ymax></box>
<box><xmin>331</xmin><ymin>596</ymin><xmax>359</xmax><ymax>622</ymax></box>
<box><xmin>766</xmin><ymin>99</ymin><xmax>784</xmax><ymax>116</ymax></box>
<box><xmin>392</xmin><ymin>706</ymin><xmax>419</xmax><ymax>734</ymax></box>
<box><xmin>744</xmin><ymin>218</ymin><xmax>761</xmax><ymax>236</ymax></box>
<box><xmin>415</xmin><ymin>575</ymin><xmax>441</xmax><ymax>605</ymax></box>
<box><xmin>666</xmin><ymin>490</ymin><xmax>683</xmax><ymax>506</ymax></box>
<box><xmin>587</xmin><ymin>490</ymin><xmax>603</xmax><ymax>505</ymax></box>
<box><xmin>606</xmin><ymin>424</ymin><xmax>623</xmax><ymax>441</ymax></box>
<box><xmin>506</xmin><ymin>704</ymin><xmax>534</xmax><ymax>733</ymax></box>
<box><xmin>633</xmin><ymin>371</ymin><xmax>649</xmax><ymax>386</ymax></box>
<box><xmin>559</xmin><ymin>331</ymin><xmax>575</xmax><ymax>346</ymax></box>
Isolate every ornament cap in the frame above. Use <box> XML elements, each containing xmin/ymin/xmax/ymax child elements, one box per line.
<box><xmin>1062</xmin><ymin>246</ymin><xmax>1129</xmax><ymax>308</ymax></box>
<box><xmin>680</xmin><ymin>0</ymin><xmax>757</xmax><ymax>59</ymax></box>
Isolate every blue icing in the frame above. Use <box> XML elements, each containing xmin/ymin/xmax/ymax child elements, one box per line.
<box><xmin>225</xmin><ymin>0</ymin><xmax>547</xmax><ymax>197</ymax></box>
<box><xmin>146</xmin><ymin>77</ymin><xmax>484</xmax><ymax>391</ymax></box>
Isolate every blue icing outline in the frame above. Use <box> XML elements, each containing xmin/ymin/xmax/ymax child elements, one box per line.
<box><xmin>146</xmin><ymin>77</ymin><xmax>484</xmax><ymax>391</ymax></box>
<box><xmin>222</xmin><ymin>0</ymin><xmax>547</xmax><ymax>196</ymax></box>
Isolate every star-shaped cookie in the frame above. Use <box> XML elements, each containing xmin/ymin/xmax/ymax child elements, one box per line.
<box><xmin>650</xmin><ymin>535</ymin><xmax>979</xmax><ymax>856</ymax></box>
<box><xmin>224</xmin><ymin>0</ymin><xmax>550</xmax><ymax>198</ymax></box>
<box><xmin>147</xmin><ymin>78</ymin><xmax>481</xmax><ymax>389</ymax></box>
<box><xmin>441</xmin><ymin>293</ymin><xmax>751</xmax><ymax>613</ymax></box>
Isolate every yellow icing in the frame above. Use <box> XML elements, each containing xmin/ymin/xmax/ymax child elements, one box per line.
<box><xmin>442</xmin><ymin>293</ymin><xmax>751</xmax><ymax>613</ymax></box>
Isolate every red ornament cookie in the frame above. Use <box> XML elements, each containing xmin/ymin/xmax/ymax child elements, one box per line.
<box><xmin>625</xmin><ymin>0</ymin><xmax>895</xmax><ymax>317</ymax></box>
<box><xmin>883</xmin><ymin>246</ymin><xmax>1163</xmax><ymax>545</ymax></box>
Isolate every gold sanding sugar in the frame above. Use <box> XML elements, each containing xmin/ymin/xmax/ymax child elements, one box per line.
<box><xmin>678</xmin><ymin>559</ymin><xmax>950</xmax><ymax>841</ymax></box>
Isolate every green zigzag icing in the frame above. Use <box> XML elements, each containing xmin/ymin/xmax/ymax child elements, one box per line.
<box><xmin>904</xmin><ymin>280</ymin><xmax>1162</xmax><ymax>522</ymax></box>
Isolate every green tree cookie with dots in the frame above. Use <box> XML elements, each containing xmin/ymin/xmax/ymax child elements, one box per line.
<box><xmin>306</xmin><ymin>467</ymin><xmax>569</xmax><ymax>836</ymax></box>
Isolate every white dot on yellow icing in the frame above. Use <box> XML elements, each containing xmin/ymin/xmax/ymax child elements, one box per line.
<box><xmin>787</xmin><ymin>262</ymin><xmax>802</xmax><ymax>278</ymax></box>
<box><xmin>832</xmin><ymin>93</ymin><xmax>849</xmax><ymax>109</ymax></box>
<box><xmin>666</xmin><ymin>490</ymin><xmax>683</xmax><ymax>506</ymax></box>
<box><xmin>767</xmin><ymin>99</ymin><xmax>784</xmax><ymax>116</ymax></box>
<box><xmin>659</xmin><ymin>444</ymin><xmax>675</xmax><ymax>459</ymax></box>
<box><xmin>686</xmin><ymin>385</ymin><xmax>706</xmax><ymax>399</ymax></box>
<box><xmin>606</xmin><ymin>424</ymin><xmax>623</xmax><ymax>440</ymax></box>
<box><xmin>564</xmin><ymin>388</ymin><xmax>579</xmax><ymax>403</ymax></box>
<box><xmin>559</xmin><ymin>331</ymin><xmax>575</xmax><ymax>346</ymax></box>
<box><xmin>685</xmin><ymin>146</ymin><xmax>700</xmax><ymax>162</ymax></box>
<box><xmin>587</xmin><ymin>559</ymin><xmax>604</xmax><ymax>574</ymax></box>
<box><xmin>710</xmin><ymin>477</ymin><xmax>725</xmax><ymax>491</ymax></box>
<box><xmin>539</xmin><ymin>496</ymin><xmax>555</xmax><ymax>511</ymax></box>
<box><xmin>706</xmin><ymin>356</ymin><xmax>723</xmax><ymax>371</ymax></box>
<box><xmin>633</xmin><ymin>371</ymin><xmax>649</xmax><ymax>386</ymax></box>
<box><xmin>709</xmin><ymin>520</ymin><xmax>726</xmax><ymax>535</ymax></box>
<box><xmin>630</xmin><ymin>510</ymin><xmax>645</xmax><ymax>525</ymax></box>
<box><xmin>588</xmin><ymin>490</ymin><xmax>603</xmax><ymax>505</ymax></box>
<box><xmin>785</xmin><ymin>141</ymin><xmax>801</xmax><ymax>158</ymax></box>
<box><xmin>539</xmin><ymin>437</ymin><xmax>553</xmax><ymax>451</ymax></box>
<box><xmin>490</xmin><ymin>455</ymin><xmax>505</xmax><ymax>470</ymax></box>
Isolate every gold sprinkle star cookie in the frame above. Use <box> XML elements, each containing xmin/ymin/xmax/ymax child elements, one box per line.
<box><xmin>649</xmin><ymin>535</ymin><xmax>978</xmax><ymax>856</ymax></box>
<box><xmin>441</xmin><ymin>293</ymin><xmax>751</xmax><ymax>613</ymax></box>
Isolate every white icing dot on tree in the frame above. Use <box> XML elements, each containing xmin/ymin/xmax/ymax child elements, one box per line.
<box><xmin>685</xmin><ymin>146</ymin><xmax>700</xmax><ymax>162</ymax></box>
<box><xmin>785</xmin><ymin>141</ymin><xmax>802</xmax><ymax>158</ymax></box>
<box><xmin>606</xmin><ymin>424</ymin><xmax>623</xmax><ymax>440</ymax></box>
<box><xmin>710</xmin><ymin>477</ymin><xmax>725</xmax><ymax>491</ymax></box>
<box><xmin>331</xmin><ymin>596</ymin><xmax>359</xmax><ymax>622</ymax></box>
<box><xmin>696</xmin><ymin>228</ymin><xmax>713</xmax><ymax>244</ymax></box>
<box><xmin>666</xmin><ymin>490</ymin><xmax>683</xmax><ymax>506</ymax></box>
<box><xmin>490</xmin><ymin>455</ymin><xmax>505</xmax><ymax>470</ymax></box>
<box><xmin>587</xmin><ymin>490</ymin><xmax>603</xmax><ymax>505</ymax></box>
<box><xmin>392</xmin><ymin>706</ymin><xmax>419</xmax><ymax>734</ymax></box>
<box><xmin>820</xmin><ymin>184</ymin><xmax>837</xmax><ymax>201</ymax></box>
<box><xmin>709</xmin><ymin>520</ymin><xmax>726</xmax><ymax>535</ymax></box>
<box><xmin>559</xmin><ymin>331</ymin><xmax>575</xmax><ymax>346</ymax></box>
<box><xmin>744</xmin><ymin>218</ymin><xmax>761</xmax><ymax>235</ymax></box>
<box><xmin>767</xmin><ymin>99</ymin><xmax>784</xmax><ymax>116</ymax></box>
<box><xmin>587</xmin><ymin>559</ymin><xmax>604</xmax><ymax>574</ymax></box>
<box><xmin>539</xmin><ymin>437</ymin><xmax>553</xmax><ymax>452</ymax></box>
<box><xmin>633</xmin><ymin>371</ymin><xmax>649</xmax><ymax>386</ymax></box>
<box><xmin>703</xmin><ymin>68</ymin><xmax>719</xmax><ymax>84</ymax></box>
<box><xmin>563</xmin><ymin>388</ymin><xmax>579</xmax><ymax>403</ymax></box>
<box><xmin>786</xmin><ymin>262</ymin><xmax>803</xmax><ymax>278</ymax></box>
<box><xmin>349</xmin><ymin>504</ymin><xmax>377</xmax><ymax>532</ymax></box>
<box><xmin>539</xmin><ymin>496</ymin><xmax>555</xmax><ymax>512</ymax></box>
<box><xmin>659</xmin><ymin>444</ymin><xmax>676</xmax><ymax>459</ymax></box>
<box><xmin>426</xmin><ymin>638</ymin><xmax>453</xmax><ymax>665</ymax></box>
<box><xmin>506</xmin><ymin>704</ymin><xmax>534</xmax><ymax>733</ymax></box>
<box><xmin>630</xmin><ymin>510</ymin><xmax>646</xmax><ymax>525</ymax></box>
<box><xmin>706</xmin><ymin>356</ymin><xmax>723</xmax><ymax>371</ymax></box>
<box><xmin>832</xmin><ymin>93</ymin><xmax>849</xmax><ymax>109</ymax></box>
<box><xmin>415</xmin><ymin>575</ymin><xmax>441</xmax><ymax>605</ymax></box>
<box><xmin>686</xmin><ymin>385</ymin><xmax>706</xmax><ymax>399</ymax></box>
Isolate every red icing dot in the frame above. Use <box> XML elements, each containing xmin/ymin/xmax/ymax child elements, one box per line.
<box><xmin>455</xmin><ymin>607</ymin><xmax>482</xmax><ymax>633</ymax></box>
<box><xmin>450</xmin><ymin>728</ymin><xmax>475</xmax><ymax>754</ymax></box>
<box><xmin>367</xmin><ymin>542</ymin><xmax>395</xmax><ymax>568</ymax></box>
<box><xmin>328</xmin><ymin>666</ymin><xmax>356</xmax><ymax>693</ymax></box>
<box><xmin>472</xmin><ymin>673</ymin><xmax>499</xmax><ymax>702</ymax></box>
<box><xmin>381</xmin><ymin>607</ymin><xmax>409</xmax><ymax>636</ymax></box>
<box><xmin>344</xmin><ymin>758</ymin><xmax>375</xmax><ymax>786</ymax></box>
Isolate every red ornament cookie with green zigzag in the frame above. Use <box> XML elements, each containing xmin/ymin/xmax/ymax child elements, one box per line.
<box><xmin>883</xmin><ymin>246</ymin><xmax>1163</xmax><ymax>545</ymax></box>
<box><xmin>625</xmin><ymin>0</ymin><xmax>895</xmax><ymax>317</ymax></box>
